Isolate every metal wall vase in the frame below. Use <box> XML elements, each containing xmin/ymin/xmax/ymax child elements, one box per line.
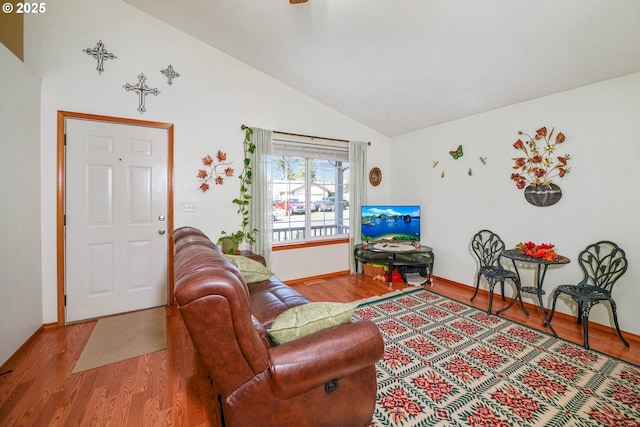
<box><xmin>524</xmin><ymin>183</ymin><xmax>562</xmax><ymax>207</ymax></box>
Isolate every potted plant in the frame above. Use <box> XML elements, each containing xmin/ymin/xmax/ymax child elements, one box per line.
<box><xmin>510</xmin><ymin>126</ymin><xmax>571</xmax><ymax>206</ymax></box>
<box><xmin>217</xmin><ymin>231</ymin><xmax>244</xmax><ymax>254</ymax></box>
<box><xmin>218</xmin><ymin>128</ymin><xmax>258</xmax><ymax>253</ymax></box>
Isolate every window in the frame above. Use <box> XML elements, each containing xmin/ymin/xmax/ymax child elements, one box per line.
<box><xmin>269</xmin><ymin>137</ymin><xmax>349</xmax><ymax>243</ymax></box>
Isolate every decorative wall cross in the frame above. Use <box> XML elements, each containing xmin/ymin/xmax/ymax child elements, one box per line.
<box><xmin>122</xmin><ymin>74</ymin><xmax>160</xmax><ymax>114</ymax></box>
<box><xmin>160</xmin><ymin>64</ymin><xmax>180</xmax><ymax>85</ymax></box>
<box><xmin>83</xmin><ymin>40</ymin><xmax>117</xmax><ymax>74</ymax></box>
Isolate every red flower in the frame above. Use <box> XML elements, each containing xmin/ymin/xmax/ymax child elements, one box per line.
<box><xmin>556</xmin><ymin>132</ymin><xmax>565</xmax><ymax>143</ymax></box>
<box><xmin>475</xmin><ymin>406</ymin><xmax>496</xmax><ymax>419</ymax></box>
<box><xmin>516</xmin><ymin>241</ymin><xmax>558</xmax><ymax>261</ymax></box>
<box><xmin>406</xmin><ymin>336</ymin><xmax>437</xmax><ymax>357</ymax></box>
<box><xmin>513</xmin><ymin>139</ymin><xmax>524</xmax><ymax>150</ymax></box>
<box><xmin>536</xmin><ymin>127</ymin><xmax>547</xmax><ymax>138</ymax></box>
<box><xmin>384</xmin><ymin>347</ymin><xmax>412</xmax><ymax>368</ymax></box>
<box><xmin>611</xmin><ymin>384</ymin><xmax>638</xmax><ymax>406</ymax></box>
<box><xmin>531</xmin><ymin>155</ymin><xmax>543</xmax><ymax>164</ymax></box>
<box><xmin>620</xmin><ymin>368</ymin><xmax>640</xmax><ymax>385</ymax></box>
<box><xmin>513</xmin><ymin>158</ymin><xmax>526</xmax><ymax>168</ymax></box>
<box><xmin>380</xmin><ymin>387</ymin><xmax>423</xmax><ymax>421</ymax></box>
<box><xmin>516</xmin><ymin>180</ymin><xmax>526</xmax><ymax>189</ymax></box>
<box><xmin>538</xmin><ymin>356</ymin><xmax>579</xmax><ymax>381</ymax></box>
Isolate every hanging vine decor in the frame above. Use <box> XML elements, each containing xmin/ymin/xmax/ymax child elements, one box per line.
<box><xmin>218</xmin><ymin>127</ymin><xmax>258</xmax><ymax>248</ymax></box>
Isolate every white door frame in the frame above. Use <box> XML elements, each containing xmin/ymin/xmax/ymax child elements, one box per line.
<box><xmin>56</xmin><ymin>111</ymin><xmax>174</xmax><ymax>325</ymax></box>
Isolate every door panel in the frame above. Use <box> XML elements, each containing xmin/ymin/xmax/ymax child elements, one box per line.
<box><xmin>65</xmin><ymin>118</ymin><xmax>168</xmax><ymax>322</ymax></box>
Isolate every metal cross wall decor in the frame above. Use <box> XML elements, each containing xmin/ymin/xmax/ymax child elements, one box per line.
<box><xmin>83</xmin><ymin>40</ymin><xmax>117</xmax><ymax>74</ymax></box>
<box><xmin>122</xmin><ymin>74</ymin><xmax>161</xmax><ymax>114</ymax></box>
<box><xmin>160</xmin><ymin>64</ymin><xmax>180</xmax><ymax>85</ymax></box>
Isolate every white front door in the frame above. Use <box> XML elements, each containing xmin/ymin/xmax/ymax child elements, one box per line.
<box><xmin>65</xmin><ymin>118</ymin><xmax>169</xmax><ymax>322</ymax></box>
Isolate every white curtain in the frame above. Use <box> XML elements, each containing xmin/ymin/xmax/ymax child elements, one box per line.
<box><xmin>349</xmin><ymin>140</ymin><xmax>368</xmax><ymax>273</ymax></box>
<box><xmin>248</xmin><ymin>127</ymin><xmax>273</xmax><ymax>267</ymax></box>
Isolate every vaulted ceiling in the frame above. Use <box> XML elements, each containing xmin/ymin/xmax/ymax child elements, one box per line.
<box><xmin>124</xmin><ymin>0</ymin><xmax>640</xmax><ymax>137</ymax></box>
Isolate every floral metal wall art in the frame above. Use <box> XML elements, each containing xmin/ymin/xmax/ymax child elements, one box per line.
<box><xmin>510</xmin><ymin>126</ymin><xmax>570</xmax><ymax>189</ymax></box>
<box><xmin>198</xmin><ymin>150</ymin><xmax>234</xmax><ymax>192</ymax></box>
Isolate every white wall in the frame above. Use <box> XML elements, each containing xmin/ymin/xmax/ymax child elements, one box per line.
<box><xmin>22</xmin><ymin>0</ymin><xmax>637</xmax><ymax>339</ymax></box>
<box><xmin>0</xmin><ymin>45</ymin><xmax>43</xmax><ymax>365</ymax></box>
<box><xmin>23</xmin><ymin>0</ymin><xmax>389</xmax><ymax>323</ymax></box>
<box><xmin>390</xmin><ymin>72</ymin><xmax>640</xmax><ymax>337</ymax></box>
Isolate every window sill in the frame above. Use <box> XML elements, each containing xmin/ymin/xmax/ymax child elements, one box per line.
<box><xmin>272</xmin><ymin>237</ymin><xmax>349</xmax><ymax>251</ymax></box>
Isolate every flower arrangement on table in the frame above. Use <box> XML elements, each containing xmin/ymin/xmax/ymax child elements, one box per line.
<box><xmin>516</xmin><ymin>241</ymin><xmax>559</xmax><ymax>261</ymax></box>
<box><xmin>197</xmin><ymin>150</ymin><xmax>234</xmax><ymax>192</ymax></box>
<box><xmin>510</xmin><ymin>127</ymin><xmax>571</xmax><ymax>190</ymax></box>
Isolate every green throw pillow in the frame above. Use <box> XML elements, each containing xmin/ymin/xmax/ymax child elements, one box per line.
<box><xmin>267</xmin><ymin>302</ymin><xmax>358</xmax><ymax>345</ymax></box>
<box><xmin>224</xmin><ymin>254</ymin><xmax>273</xmax><ymax>283</ymax></box>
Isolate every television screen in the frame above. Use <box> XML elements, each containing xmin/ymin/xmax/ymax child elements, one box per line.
<box><xmin>361</xmin><ymin>205</ymin><xmax>421</xmax><ymax>241</ymax></box>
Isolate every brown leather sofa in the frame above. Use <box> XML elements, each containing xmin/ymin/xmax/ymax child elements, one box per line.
<box><xmin>173</xmin><ymin>227</ymin><xmax>384</xmax><ymax>427</ymax></box>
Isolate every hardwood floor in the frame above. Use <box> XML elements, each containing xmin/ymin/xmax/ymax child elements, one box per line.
<box><xmin>1</xmin><ymin>275</ymin><xmax>638</xmax><ymax>427</ymax></box>
<box><xmin>0</xmin><ymin>308</ymin><xmax>218</xmax><ymax>427</ymax></box>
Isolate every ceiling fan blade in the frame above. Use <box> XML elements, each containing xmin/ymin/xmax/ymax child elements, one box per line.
<box><xmin>290</xmin><ymin>0</ymin><xmax>308</xmax><ymax>4</ymax></box>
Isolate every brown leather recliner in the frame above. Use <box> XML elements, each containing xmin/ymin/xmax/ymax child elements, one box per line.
<box><xmin>173</xmin><ymin>227</ymin><xmax>384</xmax><ymax>427</ymax></box>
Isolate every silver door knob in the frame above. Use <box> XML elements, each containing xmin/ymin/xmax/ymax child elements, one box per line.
<box><xmin>158</xmin><ymin>215</ymin><xmax>165</xmax><ymax>221</ymax></box>
<box><xmin>158</xmin><ymin>228</ymin><xmax>166</xmax><ymax>235</ymax></box>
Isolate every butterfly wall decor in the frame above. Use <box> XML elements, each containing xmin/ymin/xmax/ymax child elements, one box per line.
<box><xmin>449</xmin><ymin>145</ymin><xmax>463</xmax><ymax>159</ymax></box>
<box><xmin>479</xmin><ymin>156</ymin><xmax>487</xmax><ymax>165</ymax></box>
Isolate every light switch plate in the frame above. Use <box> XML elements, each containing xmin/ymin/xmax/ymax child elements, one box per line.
<box><xmin>181</xmin><ymin>202</ymin><xmax>197</xmax><ymax>212</ymax></box>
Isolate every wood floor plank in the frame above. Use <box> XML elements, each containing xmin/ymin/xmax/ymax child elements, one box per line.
<box><xmin>0</xmin><ymin>274</ymin><xmax>637</xmax><ymax>427</ymax></box>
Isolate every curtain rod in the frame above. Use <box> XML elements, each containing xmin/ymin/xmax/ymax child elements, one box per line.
<box><xmin>241</xmin><ymin>124</ymin><xmax>370</xmax><ymax>146</ymax></box>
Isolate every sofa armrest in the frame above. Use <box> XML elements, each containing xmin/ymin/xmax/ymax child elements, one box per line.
<box><xmin>268</xmin><ymin>319</ymin><xmax>383</xmax><ymax>399</ymax></box>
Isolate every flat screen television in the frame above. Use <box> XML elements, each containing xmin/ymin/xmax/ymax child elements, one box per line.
<box><xmin>361</xmin><ymin>205</ymin><xmax>421</xmax><ymax>242</ymax></box>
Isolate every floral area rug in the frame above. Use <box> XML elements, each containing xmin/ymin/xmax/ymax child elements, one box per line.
<box><xmin>354</xmin><ymin>289</ymin><xmax>640</xmax><ymax>426</ymax></box>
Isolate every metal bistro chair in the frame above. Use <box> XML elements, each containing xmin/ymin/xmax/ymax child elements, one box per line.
<box><xmin>470</xmin><ymin>230</ymin><xmax>528</xmax><ymax>316</ymax></box>
<box><xmin>548</xmin><ymin>241</ymin><xmax>629</xmax><ymax>350</ymax></box>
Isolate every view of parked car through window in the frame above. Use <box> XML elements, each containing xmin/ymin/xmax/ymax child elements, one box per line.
<box><xmin>273</xmin><ymin>198</ymin><xmax>306</xmax><ymax>215</ymax></box>
<box><xmin>269</xmin><ymin>144</ymin><xmax>349</xmax><ymax>243</ymax></box>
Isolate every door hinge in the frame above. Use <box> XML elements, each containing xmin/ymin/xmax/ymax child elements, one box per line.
<box><xmin>64</xmin><ymin>214</ymin><xmax>66</xmax><ymax>226</ymax></box>
<box><xmin>64</xmin><ymin>295</ymin><xmax>67</xmax><ymax>306</ymax></box>
<box><xmin>64</xmin><ymin>133</ymin><xmax>67</xmax><ymax>145</ymax></box>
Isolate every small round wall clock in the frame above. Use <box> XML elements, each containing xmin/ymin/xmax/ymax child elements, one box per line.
<box><xmin>369</xmin><ymin>167</ymin><xmax>382</xmax><ymax>186</ymax></box>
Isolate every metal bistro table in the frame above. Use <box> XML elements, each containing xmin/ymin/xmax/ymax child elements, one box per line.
<box><xmin>354</xmin><ymin>242</ymin><xmax>434</xmax><ymax>285</ymax></box>
<box><xmin>500</xmin><ymin>249</ymin><xmax>570</xmax><ymax>336</ymax></box>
